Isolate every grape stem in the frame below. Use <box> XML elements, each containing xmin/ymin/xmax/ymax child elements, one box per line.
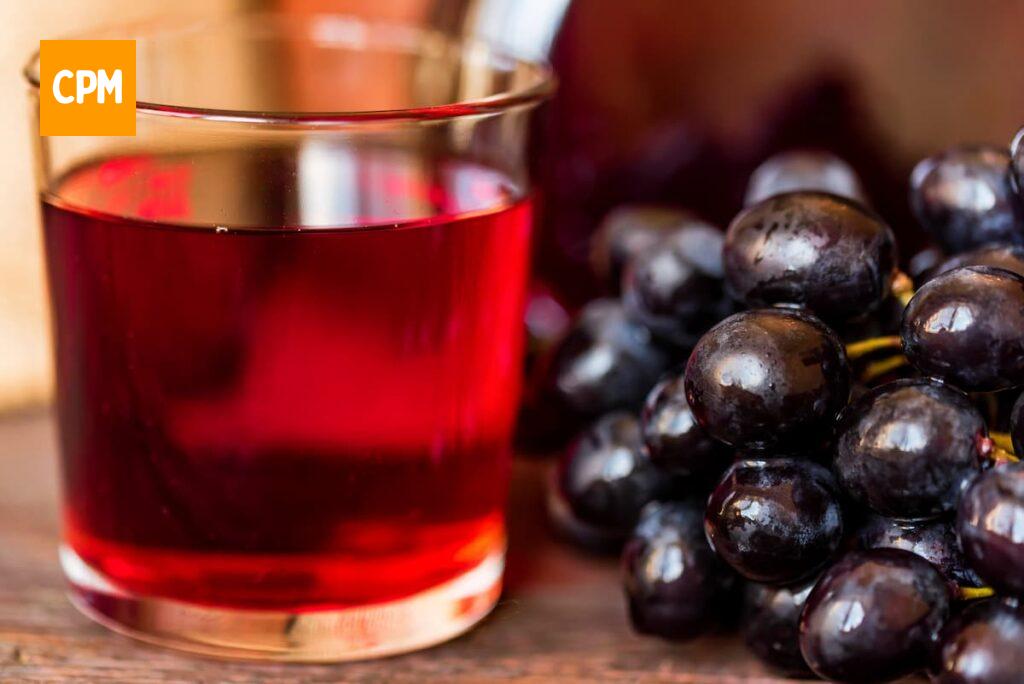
<box><xmin>859</xmin><ymin>355</ymin><xmax>908</xmax><ymax>383</ymax></box>
<box><xmin>989</xmin><ymin>431</ymin><xmax>1017</xmax><ymax>455</ymax></box>
<box><xmin>892</xmin><ymin>271</ymin><xmax>915</xmax><ymax>308</ymax></box>
<box><xmin>844</xmin><ymin>271</ymin><xmax>914</xmax><ymax>362</ymax></box>
<box><xmin>846</xmin><ymin>335</ymin><xmax>902</xmax><ymax>360</ymax></box>
<box><xmin>959</xmin><ymin>586</ymin><xmax>996</xmax><ymax>600</ymax></box>
<box><xmin>977</xmin><ymin>434</ymin><xmax>1019</xmax><ymax>464</ymax></box>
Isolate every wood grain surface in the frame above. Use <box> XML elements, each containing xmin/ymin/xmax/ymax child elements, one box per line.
<box><xmin>0</xmin><ymin>411</ymin><xmax>923</xmax><ymax>683</ymax></box>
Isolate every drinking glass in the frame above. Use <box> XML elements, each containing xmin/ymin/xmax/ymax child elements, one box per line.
<box><xmin>24</xmin><ymin>13</ymin><xmax>552</xmax><ymax>661</ymax></box>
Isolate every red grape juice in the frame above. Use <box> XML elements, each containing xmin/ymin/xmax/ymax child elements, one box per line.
<box><xmin>42</xmin><ymin>149</ymin><xmax>531</xmax><ymax>610</ymax></box>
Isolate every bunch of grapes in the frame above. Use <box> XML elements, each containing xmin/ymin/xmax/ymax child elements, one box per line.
<box><xmin>541</xmin><ymin>130</ymin><xmax>1024</xmax><ymax>682</ymax></box>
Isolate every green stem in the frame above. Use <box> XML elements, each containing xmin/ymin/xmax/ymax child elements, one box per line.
<box><xmin>846</xmin><ymin>336</ymin><xmax>902</xmax><ymax>360</ymax></box>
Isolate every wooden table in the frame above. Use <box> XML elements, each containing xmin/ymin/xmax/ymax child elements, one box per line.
<box><xmin>0</xmin><ymin>411</ymin><xmax>921</xmax><ymax>682</ymax></box>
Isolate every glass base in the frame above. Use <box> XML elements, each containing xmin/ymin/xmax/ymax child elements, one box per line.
<box><xmin>60</xmin><ymin>545</ymin><xmax>503</xmax><ymax>662</ymax></box>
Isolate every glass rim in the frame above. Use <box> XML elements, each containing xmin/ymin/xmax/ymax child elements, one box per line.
<box><xmin>22</xmin><ymin>12</ymin><xmax>556</xmax><ymax>125</ymax></box>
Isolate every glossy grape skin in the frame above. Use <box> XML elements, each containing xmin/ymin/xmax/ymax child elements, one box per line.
<box><xmin>857</xmin><ymin>514</ymin><xmax>984</xmax><ymax>587</ymax></box>
<box><xmin>956</xmin><ymin>463</ymin><xmax>1024</xmax><ymax>596</ymax></box>
<box><xmin>742</xmin><ymin>578</ymin><xmax>816</xmax><ymax>677</ymax></box>
<box><xmin>640</xmin><ymin>375</ymin><xmax>731</xmax><ymax>478</ymax></box>
<box><xmin>622</xmin><ymin>501</ymin><xmax>734</xmax><ymax>640</ymax></box>
<box><xmin>705</xmin><ymin>458</ymin><xmax>844</xmax><ymax>584</ymax></box>
<box><xmin>590</xmin><ymin>205</ymin><xmax>690</xmax><ymax>290</ymax></box>
<box><xmin>834</xmin><ymin>379</ymin><xmax>986</xmax><ymax>519</ymax></box>
<box><xmin>932</xmin><ymin>599</ymin><xmax>1024</xmax><ymax>684</ymax></box>
<box><xmin>901</xmin><ymin>266</ymin><xmax>1024</xmax><ymax>392</ymax></box>
<box><xmin>549</xmin><ymin>299</ymin><xmax>673</xmax><ymax>417</ymax></box>
<box><xmin>723</xmin><ymin>191</ymin><xmax>897</xmax><ymax>323</ymax></box>
<box><xmin>684</xmin><ymin>308</ymin><xmax>851</xmax><ymax>453</ymax></box>
<box><xmin>744</xmin><ymin>150</ymin><xmax>866</xmax><ymax>207</ymax></box>
<box><xmin>798</xmin><ymin>549</ymin><xmax>953</xmax><ymax>683</ymax></box>
<box><xmin>932</xmin><ymin>242</ymin><xmax>1024</xmax><ymax>279</ymax></box>
<box><xmin>622</xmin><ymin>220</ymin><xmax>733</xmax><ymax>348</ymax></box>
<box><xmin>551</xmin><ymin>412</ymin><xmax>673</xmax><ymax>549</ymax></box>
<box><xmin>910</xmin><ymin>145</ymin><xmax>1024</xmax><ymax>254</ymax></box>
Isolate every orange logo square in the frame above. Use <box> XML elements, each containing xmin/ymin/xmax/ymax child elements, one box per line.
<box><xmin>39</xmin><ymin>40</ymin><xmax>136</xmax><ymax>136</ymax></box>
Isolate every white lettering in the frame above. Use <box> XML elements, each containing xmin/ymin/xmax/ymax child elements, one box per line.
<box><xmin>52</xmin><ymin>69</ymin><xmax>74</xmax><ymax>104</ymax></box>
<box><xmin>75</xmin><ymin>70</ymin><xmax>96</xmax><ymax>104</ymax></box>
<box><xmin>97</xmin><ymin>69</ymin><xmax>122</xmax><ymax>104</ymax></box>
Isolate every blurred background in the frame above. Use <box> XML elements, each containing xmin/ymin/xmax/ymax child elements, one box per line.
<box><xmin>3</xmin><ymin>0</ymin><xmax>1024</xmax><ymax>411</ymax></box>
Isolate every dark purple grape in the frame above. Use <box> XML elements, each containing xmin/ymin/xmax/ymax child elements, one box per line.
<box><xmin>684</xmin><ymin>308</ymin><xmax>851</xmax><ymax>453</ymax></box>
<box><xmin>798</xmin><ymin>549</ymin><xmax>953</xmax><ymax>682</ymax></box>
<box><xmin>640</xmin><ymin>374</ymin><xmax>731</xmax><ymax>478</ymax></box>
<box><xmin>621</xmin><ymin>220</ymin><xmax>733</xmax><ymax>347</ymax></box>
<box><xmin>723</xmin><ymin>191</ymin><xmax>897</xmax><ymax>322</ymax></box>
<box><xmin>550</xmin><ymin>412</ymin><xmax>672</xmax><ymax>548</ymax></box>
<box><xmin>590</xmin><ymin>205</ymin><xmax>690</xmax><ymax>290</ymax></box>
<box><xmin>622</xmin><ymin>501</ymin><xmax>733</xmax><ymax>640</ymax></box>
<box><xmin>1013</xmin><ymin>127</ymin><xmax>1024</xmax><ymax>198</ymax></box>
<box><xmin>910</xmin><ymin>145</ymin><xmax>1023</xmax><ymax>254</ymax></box>
<box><xmin>742</xmin><ymin>578</ymin><xmax>816</xmax><ymax>677</ymax></box>
<box><xmin>834</xmin><ymin>379</ymin><xmax>987</xmax><ymax>519</ymax></box>
<box><xmin>957</xmin><ymin>463</ymin><xmax>1024</xmax><ymax>596</ymax></box>
<box><xmin>705</xmin><ymin>458</ymin><xmax>844</xmax><ymax>584</ymax></box>
<box><xmin>901</xmin><ymin>266</ymin><xmax>1024</xmax><ymax>392</ymax></box>
<box><xmin>1012</xmin><ymin>391</ymin><xmax>1024</xmax><ymax>456</ymax></box>
<box><xmin>932</xmin><ymin>598</ymin><xmax>1024</xmax><ymax>684</ymax></box>
<box><xmin>932</xmin><ymin>242</ymin><xmax>1024</xmax><ymax>279</ymax></box>
<box><xmin>744</xmin><ymin>150</ymin><xmax>866</xmax><ymax>207</ymax></box>
<box><xmin>857</xmin><ymin>514</ymin><xmax>984</xmax><ymax>587</ymax></box>
<box><xmin>548</xmin><ymin>299</ymin><xmax>673</xmax><ymax>417</ymax></box>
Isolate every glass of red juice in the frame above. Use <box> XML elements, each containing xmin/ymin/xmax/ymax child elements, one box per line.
<box><xmin>24</xmin><ymin>14</ymin><xmax>552</xmax><ymax>661</ymax></box>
